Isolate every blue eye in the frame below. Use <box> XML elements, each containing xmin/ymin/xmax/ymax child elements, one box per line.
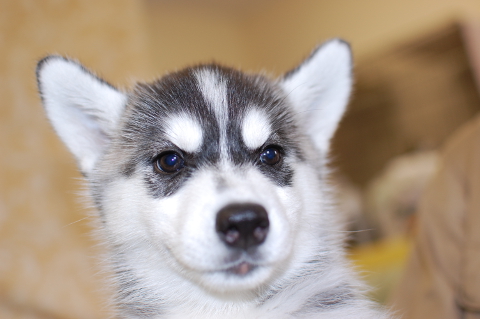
<box><xmin>154</xmin><ymin>152</ymin><xmax>184</xmax><ymax>173</ymax></box>
<box><xmin>260</xmin><ymin>147</ymin><xmax>282</xmax><ymax>165</ymax></box>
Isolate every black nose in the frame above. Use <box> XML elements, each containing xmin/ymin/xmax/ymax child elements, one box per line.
<box><xmin>216</xmin><ymin>203</ymin><xmax>269</xmax><ymax>250</ymax></box>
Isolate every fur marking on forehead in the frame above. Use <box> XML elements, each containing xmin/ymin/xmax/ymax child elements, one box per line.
<box><xmin>194</xmin><ymin>68</ymin><xmax>228</xmax><ymax>120</ymax></box>
<box><xmin>164</xmin><ymin>113</ymin><xmax>203</xmax><ymax>152</ymax></box>
<box><xmin>242</xmin><ymin>108</ymin><xmax>271</xmax><ymax>149</ymax></box>
<box><xmin>194</xmin><ymin>68</ymin><xmax>228</xmax><ymax>157</ymax></box>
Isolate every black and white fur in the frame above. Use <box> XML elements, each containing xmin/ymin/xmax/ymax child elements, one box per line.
<box><xmin>36</xmin><ymin>39</ymin><xmax>390</xmax><ymax>318</ymax></box>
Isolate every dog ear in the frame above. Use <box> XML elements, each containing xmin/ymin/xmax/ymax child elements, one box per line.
<box><xmin>36</xmin><ymin>56</ymin><xmax>127</xmax><ymax>176</ymax></box>
<box><xmin>280</xmin><ymin>39</ymin><xmax>352</xmax><ymax>153</ymax></box>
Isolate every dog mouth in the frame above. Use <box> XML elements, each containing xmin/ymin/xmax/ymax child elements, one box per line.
<box><xmin>200</xmin><ymin>257</ymin><xmax>274</xmax><ymax>291</ymax></box>
<box><xmin>226</xmin><ymin>261</ymin><xmax>257</xmax><ymax>275</ymax></box>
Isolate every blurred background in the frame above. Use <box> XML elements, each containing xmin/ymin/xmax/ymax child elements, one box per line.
<box><xmin>2</xmin><ymin>0</ymin><xmax>480</xmax><ymax>318</ymax></box>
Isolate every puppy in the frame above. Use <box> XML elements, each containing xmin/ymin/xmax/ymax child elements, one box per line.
<box><xmin>36</xmin><ymin>39</ymin><xmax>390</xmax><ymax>318</ymax></box>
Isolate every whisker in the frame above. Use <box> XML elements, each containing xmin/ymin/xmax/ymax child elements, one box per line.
<box><xmin>335</xmin><ymin>228</ymin><xmax>374</xmax><ymax>234</ymax></box>
<box><xmin>62</xmin><ymin>216</ymin><xmax>89</xmax><ymax>228</ymax></box>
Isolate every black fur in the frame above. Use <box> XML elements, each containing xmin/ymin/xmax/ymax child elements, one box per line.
<box><xmin>117</xmin><ymin>64</ymin><xmax>303</xmax><ymax>198</ymax></box>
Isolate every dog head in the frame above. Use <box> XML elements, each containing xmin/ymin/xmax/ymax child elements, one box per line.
<box><xmin>36</xmin><ymin>40</ymin><xmax>352</xmax><ymax>296</ymax></box>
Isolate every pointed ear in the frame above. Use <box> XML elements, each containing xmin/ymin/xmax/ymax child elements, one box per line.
<box><xmin>280</xmin><ymin>39</ymin><xmax>353</xmax><ymax>153</ymax></box>
<box><xmin>36</xmin><ymin>56</ymin><xmax>127</xmax><ymax>175</ymax></box>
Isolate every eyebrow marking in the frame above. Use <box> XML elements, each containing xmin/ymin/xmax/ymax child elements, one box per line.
<box><xmin>164</xmin><ymin>113</ymin><xmax>203</xmax><ymax>152</ymax></box>
<box><xmin>242</xmin><ymin>108</ymin><xmax>271</xmax><ymax>149</ymax></box>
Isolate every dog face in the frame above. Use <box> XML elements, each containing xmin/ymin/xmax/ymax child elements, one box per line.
<box><xmin>36</xmin><ymin>40</ymin><xmax>352</xmax><ymax>296</ymax></box>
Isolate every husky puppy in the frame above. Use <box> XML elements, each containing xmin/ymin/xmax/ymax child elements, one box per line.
<box><xmin>36</xmin><ymin>39</ymin><xmax>390</xmax><ymax>318</ymax></box>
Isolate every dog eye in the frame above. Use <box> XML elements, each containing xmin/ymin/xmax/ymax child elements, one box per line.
<box><xmin>260</xmin><ymin>146</ymin><xmax>282</xmax><ymax>165</ymax></box>
<box><xmin>154</xmin><ymin>152</ymin><xmax>184</xmax><ymax>173</ymax></box>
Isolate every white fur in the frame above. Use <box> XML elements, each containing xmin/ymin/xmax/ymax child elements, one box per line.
<box><xmin>37</xmin><ymin>57</ymin><xmax>127</xmax><ymax>174</ymax></box>
<box><xmin>37</xmin><ymin>40</ymin><xmax>391</xmax><ymax>319</ymax></box>
<box><xmin>281</xmin><ymin>39</ymin><xmax>352</xmax><ymax>153</ymax></box>
<box><xmin>140</xmin><ymin>168</ymin><xmax>293</xmax><ymax>296</ymax></box>
<box><xmin>164</xmin><ymin>113</ymin><xmax>203</xmax><ymax>152</ymax></box>
<box><xmin>242</xmin><ymin>108</ymin><xmax>272</xmax><ymax>149</ymax></box>
<box><xmin>194</xmin><ymin>69</ymin><xmax>229</xmax><ymax>157</ymax></box>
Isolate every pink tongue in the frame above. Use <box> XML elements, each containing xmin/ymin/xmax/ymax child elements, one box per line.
<box><xmin>235</xmin><ymin>262</ymin><xmax>250</xmax><ymax>275</ymax></box>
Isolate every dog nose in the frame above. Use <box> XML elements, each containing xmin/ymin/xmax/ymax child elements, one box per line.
<box><xmin>216</xmin><ymin>203</ymin><xmax>269</xmax><ymax>250</ymax></box>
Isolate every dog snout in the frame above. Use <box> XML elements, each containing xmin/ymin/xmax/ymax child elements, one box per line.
<box><xmin>215</xmin><ymin>203</ymin><xmax>269</xmax><ymax>250</ymax></box>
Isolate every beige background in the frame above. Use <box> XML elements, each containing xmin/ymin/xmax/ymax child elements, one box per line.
<box><xmin>2</xmin><ymin>1</ymin><xmax>480</xmax><ymax>318</ymax></box>
<box><xmin>0</xmin><ymin>1</ymin><xmax>151</xmax><ymax>318</ymax></box>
